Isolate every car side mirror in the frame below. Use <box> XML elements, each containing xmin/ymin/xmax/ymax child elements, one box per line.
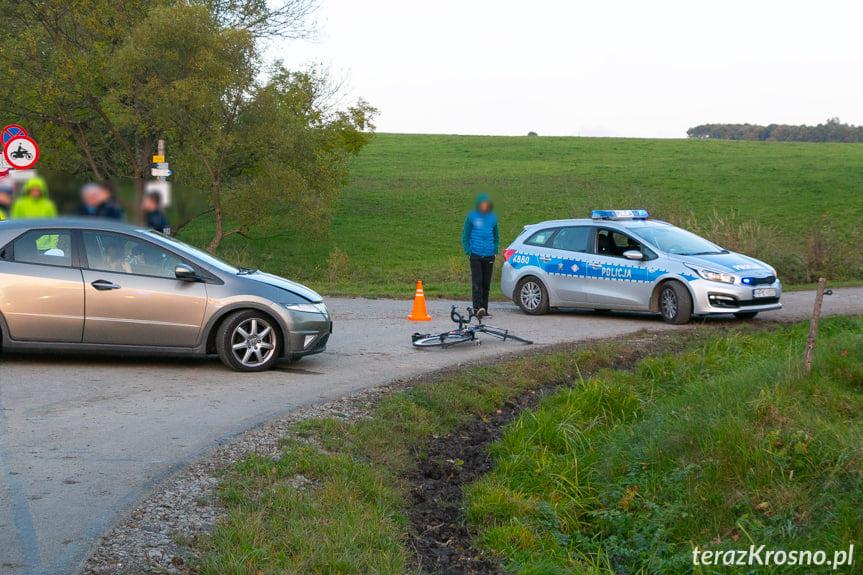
<box><xmin>623</xmin><ymin>250</ymin><xmax>644</xmax><ymax>261</ymax></box>
<box><xmin>175</xmin><ymin>264</ymin><xmax>199</xmax><ymax>281</ymax></box>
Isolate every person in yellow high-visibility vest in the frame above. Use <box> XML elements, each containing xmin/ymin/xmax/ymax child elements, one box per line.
<box><xmin>12</xmin><ymin>176</ymin><xmax>57</xmax><ymax>219</ymax></box>
<box><xmin>12</xmin><ymin>176</ymin><xmax>58</xmax><ymax>248</ymax></box>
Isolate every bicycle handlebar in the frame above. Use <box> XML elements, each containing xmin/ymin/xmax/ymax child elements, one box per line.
<box><xmin>450</xmin><ymin>305</ymin><xmax>479</xmax><ymax>328</ymax></box>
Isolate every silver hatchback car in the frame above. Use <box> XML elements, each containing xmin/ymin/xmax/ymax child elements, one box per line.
<box><xmin>0</xmin><ymin>219</ymin><xmax>331</xmax><ymax>371</ymax></box>
<box><xmin>501</xmin><ymin>210</ymin><xmax>782</xmax><ymax>323</ymax></box>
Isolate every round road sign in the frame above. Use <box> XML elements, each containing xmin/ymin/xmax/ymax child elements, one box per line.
<box><xmin>0</xmin><ymin>154</ymin><xmax>10</xmax><ymax>176</ymax></box>
<box><xmin>1</xmin><ymin>125</ymin><xmax>28</xmax><ymax>147</ymax></box>
<box><xmin>4</xmin><ymin>135</ymin><xmax>39</xmax><ymax>170</ymax></box>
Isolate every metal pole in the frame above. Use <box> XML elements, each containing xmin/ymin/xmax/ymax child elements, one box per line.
<box><xmin>803</xmin><ymin>277</ymin><xmax>827</xmax><ymax>374</ymax></box>
<box><xmin>157</xmin><ymin>139</ymin><xmax>165</xmax><ymax>183</ymax></box>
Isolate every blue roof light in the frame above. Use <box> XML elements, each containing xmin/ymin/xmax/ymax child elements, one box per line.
<box><xmin>591</xmin><ymin>209</ymin><xmax>650</xmax><ymax>220</ymax></box>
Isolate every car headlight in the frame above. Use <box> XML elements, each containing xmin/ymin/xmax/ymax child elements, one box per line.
<box><xmin>284</xmin><ymin>302</ymin><xmax>328</xmax><ymax>315</ymax></box>
<box><xmin>689</xmin><ymin>267</ymin><xmax>738</xmax><ymax>284</ymax></box>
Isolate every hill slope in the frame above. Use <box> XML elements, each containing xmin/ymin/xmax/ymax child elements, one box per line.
<box><xmin>180</xmin><ymin>134</ymin><xmax>863</xmax><ymax>298</ymax></box>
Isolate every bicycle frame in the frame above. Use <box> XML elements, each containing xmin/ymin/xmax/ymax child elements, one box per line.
<box><xmin>411</xmin><ymin>306</ymin><xmax>533</xmax><ymax>348</ymax></box>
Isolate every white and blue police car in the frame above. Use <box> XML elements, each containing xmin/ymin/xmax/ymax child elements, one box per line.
<box><xmin>500</xmin><ymin>210</ymin><xmax>782</xmax><ymax>323</ymax></box>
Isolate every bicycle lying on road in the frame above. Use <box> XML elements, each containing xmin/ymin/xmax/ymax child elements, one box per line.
<box><xmin>412</xmin><ymin>306</ymin><xmax>534</xmax><ymax>348</ymax></box>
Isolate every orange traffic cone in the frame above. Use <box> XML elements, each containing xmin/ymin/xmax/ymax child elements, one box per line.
<box><xmin>408</xmin><ymin>281</ymin><xmax>432</xmax><ymax>321</ymax></box>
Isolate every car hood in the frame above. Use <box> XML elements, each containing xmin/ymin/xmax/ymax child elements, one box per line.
<box><xmin>675</xmin><ymin>252</ymin><xmax>775</xmax><ymax>277</ymax></box>
<box><xmin>245</xmin><ymin>271</ymin><xmax>324</xmax><ymax>303</ymax></box>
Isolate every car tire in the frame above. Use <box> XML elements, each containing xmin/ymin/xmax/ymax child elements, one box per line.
<box><xmin>734</xmin><ymin>311</ymin><xmax>758</xmax><ymax>320</ymax></box>
<box><xmin>216</xmin><ymin>310</ymin><xmax>281</xmax><ymax>372</ymax></box>
<box><xmin>658</xmin><ymin>282</ymin><xmax>692</xmax><ymax>324</ymax></box>
<box><xmin>515</xmin><ymin>277</ymin><xmax>550</xmax><ymax>315</ymax></box>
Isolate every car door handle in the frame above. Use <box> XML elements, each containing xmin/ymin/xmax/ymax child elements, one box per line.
<box><xmin>589</xmin><ymin>262</ymin><xmax>602</xmax><ymax>269</ymax></box>
<box><xmin>540</xmin><ymin>255</ymin><xmax>551</xmax><ymax>263</ymax></box>
<box><xmin>91</xmin><ymin>280</ymin><xmax>121</xmax><ymax>291</ymax></box>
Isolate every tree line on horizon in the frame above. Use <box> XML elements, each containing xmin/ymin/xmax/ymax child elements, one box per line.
<box><xmin>687</xmin><ymin>118</ymin><xmax>863</xmax><ymax>143</ymax></box>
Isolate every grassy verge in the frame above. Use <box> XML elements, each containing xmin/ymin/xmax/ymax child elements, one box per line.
<box><xmin>465</xmin><ymin>316</ymin><xmax>863</xmax><ymax>573</ymax></box>
<box><xmin>193</xmin><ymin>329</ymin><xmax>732</xmax><ymax>574</ymax></box>
<box><xmin>176</xmin><ymin>134</ymin><xmax>863</xmax><ymax>298</ymax></box>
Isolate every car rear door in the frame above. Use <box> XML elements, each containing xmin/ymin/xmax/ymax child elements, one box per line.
<box><xmin>0</xmin><ymin>229</ymin><xmax>84</xmax><ymax>342</ymax></box>
<box><xmin>80</xmin><ymin>231</ymin><xmax>208</xmax><ymax>347</ymax></box>
<box><xmin>540</xmin><ymin>226</ymin><xmax>594</xmax><ymax>305</ymax></box>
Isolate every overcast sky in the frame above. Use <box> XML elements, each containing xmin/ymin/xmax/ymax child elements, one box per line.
<box><xmin>274</xmin><ymin>0</ymin><xmax>863</xmax><ymax>138</ymax></box>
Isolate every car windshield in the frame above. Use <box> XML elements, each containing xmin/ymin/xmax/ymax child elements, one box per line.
<box><xmin>631</xmin><ymin>225</ymin><xmax>726</xmax><ymax>256</ymax></box>
<box><xmin>144</xmin><ymin>230</ymin><xmax>240</xmax><ymax>274</ymax></box>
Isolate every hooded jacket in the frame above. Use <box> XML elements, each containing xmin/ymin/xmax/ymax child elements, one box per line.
<box><xmin>11</xmin><ymin>177</ymin><xmax>57</xmax><ymax>219</ymax></box>
<box><xmin>461</xmin><ymin>193</ymin><xmax>499</xmax><ymax>257</ymax></box>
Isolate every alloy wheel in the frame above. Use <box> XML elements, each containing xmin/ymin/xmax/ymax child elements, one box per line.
<box><xmin>661</xmin><ymin>287</ymin><xmax>678</xmax><ymax>319</ymax></box>
<box><xmin>520</xmin><ymin>281</ymin><xmax>542</xmax><ymax>311</ymax></box>
<box><xmin>230</xmin><ymin>317</ymin><xmax>277</xmax><ymax>368</ymax></box>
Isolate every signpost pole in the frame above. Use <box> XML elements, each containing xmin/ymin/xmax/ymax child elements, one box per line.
<box><xmin>157</xmin><ymin>140</ymin><xmax>165</xmax><ymax>182</ymax></box>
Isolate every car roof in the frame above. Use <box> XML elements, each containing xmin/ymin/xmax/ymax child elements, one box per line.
<box><xmin>524</xmin><ymin>218</ymin><xmax>674</xmax><ymax>230</ymax></box>
<box><xmin>0</xmin><ymin>218</ymin><xmax>146</xmax><ymax>233</ymax></box>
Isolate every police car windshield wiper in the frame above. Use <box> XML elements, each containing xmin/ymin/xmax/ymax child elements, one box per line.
<box><xmin>237</xmin><ymin>266</ymin><xmax>258</xmax><ymax>275</ymax></box>
<box><xmin>682</xmin><ymin>250</ymin><xmax>728</xmax><ymax>256</ymax></box>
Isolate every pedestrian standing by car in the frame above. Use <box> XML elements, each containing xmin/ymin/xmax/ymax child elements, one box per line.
<box><xmin>461</xmin><ymin>192</ymin><xmax>499</xmax><ymax>318</ymax></box>
<box><xmin>12</xmin><ymin>176</ymin><xmax>57</xmax><ymax>219</ymax></box>
<box><xmin>0</xmin><ymin>180</ymin><xmax>13</xmax><ymax>220</ymax></box>
<box><xmin>77</xmin><ymin>181</ymin><xmax>125</xmax><ymax>220</ymax></box>
<box><xmin>142</xmin><ymin>192</ymin><xmax>170</xmax><ymax>234</ymax></box>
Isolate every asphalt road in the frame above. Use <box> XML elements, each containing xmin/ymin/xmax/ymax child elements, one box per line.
<box><xmin>1</xmin><ymin>288</ymin><xmax>862</xmax><ymax>575</ymax></box>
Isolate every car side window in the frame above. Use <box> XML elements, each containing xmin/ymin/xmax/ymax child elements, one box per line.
<box><xmin>83</xmin><ymin>231</ymin><xmax>184</xmax><ymax>279</ymax></box>
<box><xmin>524</xmin><ymin>228</ymin><xmax>556</xmax><ymax>247</ymax></box>
<box><xmin>550</xmin><ymin>226</ymin><xmax>591</xmax><ymax>253</ymax></box>
<box><xmin>12</xmin><ymin>230</ymin><xmax>72</xmax><ymax>267</ymax></box>
<box><xmin>596</xmin><ymin>229</ymin><xmax>644</xmax><ymax>258</ymax></box>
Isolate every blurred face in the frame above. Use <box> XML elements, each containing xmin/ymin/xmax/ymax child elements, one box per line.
<box><xmin>83</xmin><ymin>186</ymin><xmax>108</xmax><ymax>208</ymax></box>
<box><xmin>141</xmin><ymin>197</ymin><xmax>156</xmax><ymax>213</ymax></box>
<box><xmin>28</xmin><ymin>186</ymin><xmax>42</xmax><ymax>199</ymax></box>
<box><xmin>0</xmin><ymin>192</ymin><xmax>11</xmax><ymax>207</ymax></box>
<box><xmin>478</xmin><ymin>200</ymin><xmax>492</xmax><ymax>214</ymax></box>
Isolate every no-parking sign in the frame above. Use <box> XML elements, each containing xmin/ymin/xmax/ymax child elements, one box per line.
<box><xmin>1</xmin><ymin>125</ymin><xmax>27</xmax><ymax>147</ymax></box>
<box><xmin>4</xmin><ymin>135</ymin><xmax>39</xmax><ymax>170</ymax></box>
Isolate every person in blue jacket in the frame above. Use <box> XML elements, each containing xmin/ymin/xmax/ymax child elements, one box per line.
<box><xmin>461</xmin><ymin>192</ymin><xmax>499</xmax><ymax>318</ymax></box>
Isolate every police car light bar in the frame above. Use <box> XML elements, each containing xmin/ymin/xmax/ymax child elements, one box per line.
<box><xmin>591</xmin><ymin>209</ymin><xmax>649</xmax><ymax>220</ymax></box>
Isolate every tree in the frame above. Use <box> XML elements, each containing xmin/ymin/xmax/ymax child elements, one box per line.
<box><xmin>0</xmin><ymin>0</ymin><xmax>161</xmax><ymax>187</ymax></box>
<box><xmin>115</xmin><ymin>3</ymin><xmax>375</xmax><ymax>250</ymax></box>
<box><xmin>687</xmin><ymin>120</ymin><xmax>863</xmax><ymax>143</ymax></box>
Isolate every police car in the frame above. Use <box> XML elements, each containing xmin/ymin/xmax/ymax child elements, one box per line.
<box><xmin>501</xmin><ymin>210</ymin><xmax>782</xmax><ymax>323</ymax></box>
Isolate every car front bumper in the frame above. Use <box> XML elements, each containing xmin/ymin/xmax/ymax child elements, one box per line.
<box><xmin>690</xmin><ymin>279</ymin><xmax>783</xmax><ymax>315</ymax></box>
<box><xmin>275</xmin><ymin>305</ymin><xmax>332</xmax><ymax>359</ymax></box>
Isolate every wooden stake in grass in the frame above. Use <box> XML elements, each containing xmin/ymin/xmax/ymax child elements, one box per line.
<box><xmin>803</xmin><ymin>278</ymin><xmax>828</xmax><ymax>374</ymax></box>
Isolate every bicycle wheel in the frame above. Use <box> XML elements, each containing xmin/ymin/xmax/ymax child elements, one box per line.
<box><xmin>412</xmin><ymin>332</ymin><xmax>474</xmax><ymax>348</ymax></box>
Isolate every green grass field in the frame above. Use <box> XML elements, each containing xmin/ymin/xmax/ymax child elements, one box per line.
<box><xmin>178</xmin><ymin>134</ymin><xmax>863</xmax><ymax>299</ymax></box>
<box><xmin>466</xmin><ymin>317</ymin><xmax>863</xmax><ymax>573</ymax></box>
<box><xmin>194</xmin><ymin>318</ymin><xmax>863</xmax><ymax>574</ymax></box>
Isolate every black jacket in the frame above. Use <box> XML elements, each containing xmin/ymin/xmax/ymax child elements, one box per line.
<box><xmin>77</xmin><ymin>199</ymin><xmax>125</xmax><ymax>220</ymax></box>
<box><xmin>146</xmin><ymin>209</ymin><xmax>170</xmax><ymax>233</ymax></box>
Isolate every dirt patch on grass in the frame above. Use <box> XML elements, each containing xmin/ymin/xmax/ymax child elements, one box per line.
<box><xmin>409</xmin><ymin>384</ymin><xmax>553</xmax><ymax>574</ymax></box>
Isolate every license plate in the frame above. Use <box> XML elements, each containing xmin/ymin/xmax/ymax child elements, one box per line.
<box><xmin>753</xmin><ymin>288</ymin><xmax>776</xmax><ymax>299</ymax></box>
